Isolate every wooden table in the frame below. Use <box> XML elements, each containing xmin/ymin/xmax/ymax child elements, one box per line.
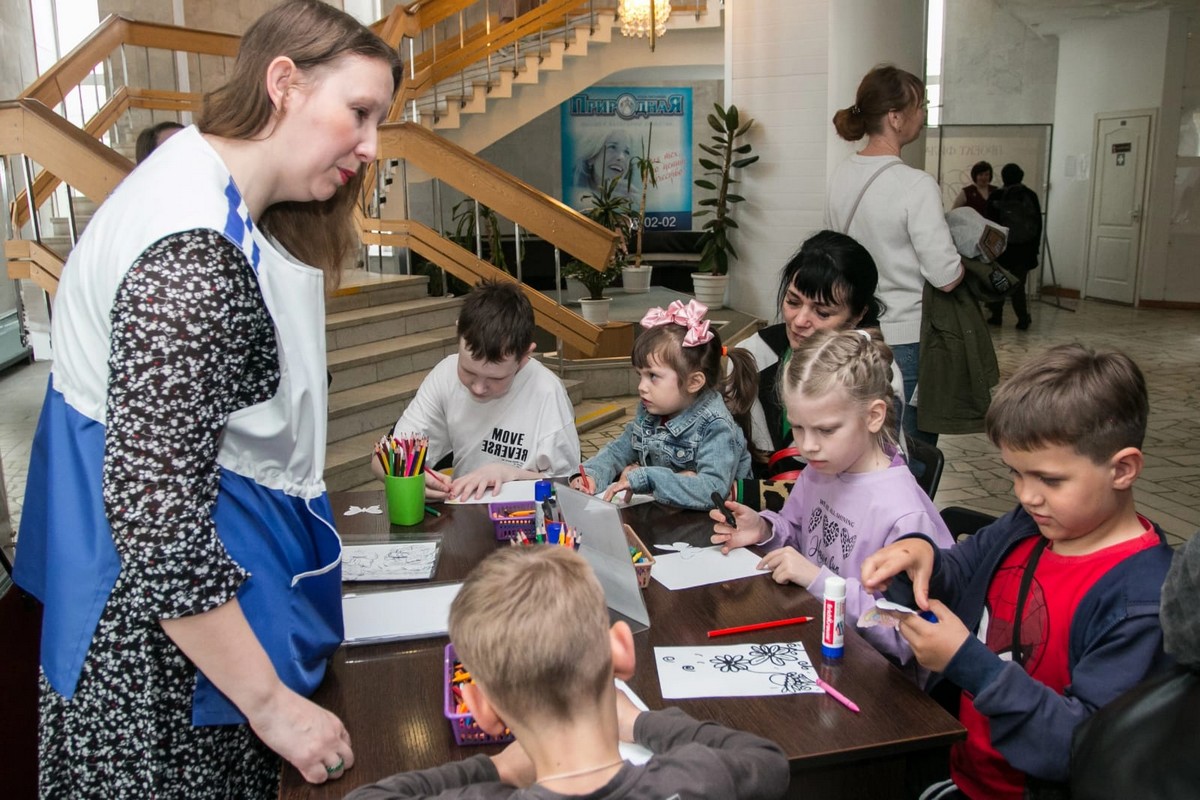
<box><xmin>280</xmin><ymin>492</ymin><xmax>964</xmax><ymax>799</ymax></box>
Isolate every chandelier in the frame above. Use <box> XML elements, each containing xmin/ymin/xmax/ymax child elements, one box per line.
<box><xmin>619</xmin><ymin>0</ymin><xmax>671</xmax><ymax>50</ymax></box>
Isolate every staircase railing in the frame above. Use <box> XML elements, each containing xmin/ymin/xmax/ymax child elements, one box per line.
<box><xmin>3</xmin><ymin>9</ymin><xmax>634</xmax><ymax>354</ymax></box>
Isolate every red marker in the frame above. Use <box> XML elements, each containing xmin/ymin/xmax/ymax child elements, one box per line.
<box><xmin>707</xmin><ymin>616</ymin><xmax>814</xmax><ymax>638</ymax></box>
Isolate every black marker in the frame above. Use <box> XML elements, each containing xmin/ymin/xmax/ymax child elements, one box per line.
<box><xmin>711</xmin><ymin>491</ymin><xmax>736</xmax><ymax>527</ymax></box>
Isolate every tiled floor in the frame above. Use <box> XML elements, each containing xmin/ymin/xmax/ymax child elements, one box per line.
<box><xmin>2</xmin><ymin>298</ymin><xmax>1198</xmax><ymax>547</ymax></box>
<box><xmin>581</xmin><ymin>298</ymin><xmax>1200</xmax><ymax>548</ymax></box>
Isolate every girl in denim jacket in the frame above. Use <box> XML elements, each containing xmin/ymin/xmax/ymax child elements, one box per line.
<box><xmin>573</xmin><ymin>300</ymin><xmax>758</xmax><ymax>509</ymax></box>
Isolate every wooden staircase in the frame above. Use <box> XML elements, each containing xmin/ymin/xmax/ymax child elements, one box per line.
<box><xmin>411</xmin><ymin>11</ymin><xmax>616</xmax><ymax>132</ymax></box>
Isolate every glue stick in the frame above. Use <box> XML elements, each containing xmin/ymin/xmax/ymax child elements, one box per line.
<box><xmin>821</xmin><ymin>576</ymin><xmax>846</xmax><ymax>659</ymax></box>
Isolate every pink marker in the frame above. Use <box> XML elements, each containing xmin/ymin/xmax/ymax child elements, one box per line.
<box><xmin>815</xmin><ymin>678</ymin><xmax>860</xmax><ymax>713</ymax></box>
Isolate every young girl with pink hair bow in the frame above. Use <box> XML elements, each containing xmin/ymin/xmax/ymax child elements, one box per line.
<box><xmin>572</xmin><ymin>300</ymin><xmax>758</xmax><ymax>509</ymax></box>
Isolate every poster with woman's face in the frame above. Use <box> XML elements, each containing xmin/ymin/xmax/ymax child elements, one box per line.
<box><xmin>561</xmin><ymin>86</ymin><xmax>692</xmax><ymax>231</ymax></box>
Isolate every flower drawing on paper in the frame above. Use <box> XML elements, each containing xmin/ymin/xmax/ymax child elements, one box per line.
<box><xmin>770</xmin><ymin>671</ymin><xmax>817</xmax><ymax>694</ymax></box>
<box><xmin>748</xmin><ymin>643</ymin><xmax>801</xmax><ymax>667</ymax></box>
<box><xmin>711</xmin><ymin>653</ymin><xmax>750</xmax><ymax>673</ymax></box>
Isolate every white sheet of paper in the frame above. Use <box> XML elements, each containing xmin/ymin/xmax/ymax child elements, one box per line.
<box><xmin>341</xmin><ymin>542</ymin><xmax>439</xmax><ymax>582</ymax></box>
<box><xmin>342</xmin><ymin>582</ymin><xmax>462</xmax><ymax>645</ymax></box>
<box><xmin>654</xmin><ymin>642</ymin><xmax>821</xmax><ymax>699</ymax></box>
<box><xmin>650</xmin><ymin>544</ymin><xmax>765</xmax><ymax>590</ymax></box>
<box><xmin>609</xmin><ymin>491</ymin><xmax>657</xmax><ymax>510</ymax></box>
<box><xmin>595</xmin><ymin>489</ymin><xmax>655</xmax><ymax>508</ymax></box>
<box><xmin>444</xmin><ymin>479</ymin><xmax>538</xmax><ymax>505</ymax></box>
<box><xmin>614</xmin><ymin>680</ymin><xmax>652</xmax><ymax>765</ymax></box>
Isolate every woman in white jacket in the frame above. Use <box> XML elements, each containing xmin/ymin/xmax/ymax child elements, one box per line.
<box><xmin>826</xmin><ymin>65</ymin><xmax>962</xmax><ymax>444</ymax></box>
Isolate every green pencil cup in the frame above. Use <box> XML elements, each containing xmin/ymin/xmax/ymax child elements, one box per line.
<box><xmin>384</xmin><ymin>474</ymin><xmax>425</xmax><ymax>526</ymax></box>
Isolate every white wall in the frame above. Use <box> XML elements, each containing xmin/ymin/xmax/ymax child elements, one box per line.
<box><xmin>1048</xmin><ymin>10</ymin><xmax>1171</xmax><ymax>295</ymax></box>
<box><xmin>724</xmin><ymin>0</ymin><xmax>830</xmax><ymax>320</ymax></box>
<box><xmin>1148</xmin><ymin>10</ymin><xmax>1200</xmax><ymax>303</ymax></box>
<box><xmin>827</xmin><ymin>0</ymin><xmax>927</xmax><ymax>175</ymax></box>
<box><xmin>940</xmin><ymin>0</ymin><xmax>1057</xmax><ymax>125</ymax></box>
<box><xmin>723</xmin><ymin>0</ymin><xmax>925</xmax><ymax>321</ymax></box>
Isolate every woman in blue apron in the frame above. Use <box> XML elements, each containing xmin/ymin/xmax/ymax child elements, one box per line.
<box><xmin>13</xmin><ymin>1</ymin><xmax>400</xmax><ymax>795</ymax></box>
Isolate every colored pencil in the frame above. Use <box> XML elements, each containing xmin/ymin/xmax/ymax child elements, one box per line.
<box><xmin>706</xmin><ymin>616</ymin><xmax>814</xmax><ymax>638</ymax></box>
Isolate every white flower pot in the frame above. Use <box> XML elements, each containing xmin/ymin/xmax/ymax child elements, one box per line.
<box><xmin>578</xmin><ymin>297</ymin><xmax>613</xmax><ymax>325</ymax></box>
<box><xmin>622</xmin><ymin>265</ymin><xmax>652</xmax><ymax>294</ymax></box>
<box><xmin>691</xmin><ymin>273</ymin><xmax>729</xmax><ymax>309</ymax></box>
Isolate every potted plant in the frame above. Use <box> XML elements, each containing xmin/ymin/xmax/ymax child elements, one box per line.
<box><xmin>563</xmin><ymin>258</ymin><xmax>622</xmax><ymax>323</ymax></box>
<box><xmin>565</xmin><ymin>174</ymin><xmax>634</xmax><ymax>324</ymax></box>
<box><xmin>693</xmin><ymin>103</ymin><xmax>759</xmax><ymax>309</ymax></box>
<box><xmin>624</xmin><ymin>124</ymin><xmax>659</xmax><ymax>294</ymax></box>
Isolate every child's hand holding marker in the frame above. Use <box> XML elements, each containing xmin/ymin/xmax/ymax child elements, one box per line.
<box><xmin>423</xmin><ymin>467</ymin><xmax>453</xmax><ymax>501</ymax></box>
<box><xmin>570</xmin><ymin>464</ymin><xmax>596</xmax><ymax>494</ymax></box>
<box><xmin>708</xmin><ymin>496</ymin><xmax>771</xmax><ymax>554</ymax></box>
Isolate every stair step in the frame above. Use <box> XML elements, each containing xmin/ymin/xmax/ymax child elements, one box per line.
<box><xmin>327</xmin><ymin>370</ymin><xmax>426</xmax><ymax>444</ymax></box>
<box><xmin>326</xmin><ymin>429</ymin><xmax>394</xmax><ymax>493</ymax></box>
<box><xmin>573</xmin><ymin>400</ymin><xmax>627</xmax><ymax>434</ymax></box>
<box><xmin>327</xmin><ymin>324</ymin><xmax>459</xmax><ymax>391</ymax></box>
<box><xmin>327</xmin><ymin>272</ymin><xmax>430</xmax><ymax>313</ymax></box>
<box><xmin>326</xmin><ymin>295</ymin><xmax>461</xmax><ymax>349</ymax></box>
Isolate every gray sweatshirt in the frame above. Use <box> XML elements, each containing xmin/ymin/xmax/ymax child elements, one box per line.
<box><xmin>344</xmin><ymin>707</ymin><xmax>789</xmax><ymax>800</ymax></box>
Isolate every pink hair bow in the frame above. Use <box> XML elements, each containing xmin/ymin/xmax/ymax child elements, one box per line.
<box><xmin>639</xmin><ymin>299</ymin><xmax>713</xmax><ymax>347</ymax></box>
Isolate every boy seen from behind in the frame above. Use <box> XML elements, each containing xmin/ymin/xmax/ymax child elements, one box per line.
<box><xmin>347</xmin><ymin>547</ymin><xmax>789</xmax><ymax>799</ymax></box>
<box><xmin>861</xmin><ymin>344</ymin><xmax>1175</xmax><ymax>799</ymax></box>
<box><xmin>374</xmin><ymin>280</ymin><xmax>580</xmax><ymax>500</ymax></box>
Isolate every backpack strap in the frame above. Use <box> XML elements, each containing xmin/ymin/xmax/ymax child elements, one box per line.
<box><xmin>842</xmin><ymin>159</ymin><xmax>902</xmax><ymax>233</ymax></box>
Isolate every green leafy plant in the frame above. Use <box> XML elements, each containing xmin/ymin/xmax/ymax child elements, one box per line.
<box><xmin>627</xmin><ymin>124</ymin><xmax>659</xmax><ymax>269</ymax></box>
<box><xmin>694</xmin><ymin>103</ymin><xmax>759</xmax><ymax>275</ymax></box>
<box><xmin>563</xmin><ymin>257</ymin><xmax>622</xmax><ymax>300</ymax></box>
<box><xmin>449</xmin><ymin>198</ymin><xmax>507</xmax><ymax>272</ymax></box>
<box><xmin>564</xmin><ymin>174</ymin><xmax>634</xmax><ymax>300</ymax></box>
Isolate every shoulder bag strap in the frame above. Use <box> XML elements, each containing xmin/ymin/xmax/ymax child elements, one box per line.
<box><xmin>842</xmin><ymin>159</ymin><xmax>902</xmax><ymax>233</ymax></box>
<box><xmin>1011</xmin><ymin>536</ymin><xmax>1050</xmax><ymax>669</ymax></box>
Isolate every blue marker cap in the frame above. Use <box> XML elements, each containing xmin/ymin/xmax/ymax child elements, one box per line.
<box><xmin>546</xmin><ymin>522</ymin><xmax>563</xmax><ymax>544</ymax></box>
<box><xmin>918</xmin><ymin>610</ymin><xmax>939</xmax><ymax>623</ymax></box>
<box><xmin>534</xmin><ymin>480</ymin><xmax>554</xmax><ymax>502</ymax></box>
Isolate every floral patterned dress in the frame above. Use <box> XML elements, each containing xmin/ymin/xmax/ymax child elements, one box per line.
<box><xmin>37</xmin><ymin>229</ymin><xmax>283</xmax><ymax>798</ymax></box>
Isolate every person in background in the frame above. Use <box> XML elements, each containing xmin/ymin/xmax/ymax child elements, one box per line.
<box><xmin>134</xmin><ymin>120</ymin><xmax>184</xmax><ymax>163</ymax></box>
<box><xmin>12</xmin><ymin>1</ymin><xmax>401</xmax><ymax>794</ymax></box>
<box><xmin>985</xmin><ymin>162</ymin><xmax>1042</xmax><ymax>330</ymax></box>
<box><xmin>826</xmin><ymin>65</ymin><xmax>963</xmax><ymax>446</ymax></box>
<box><xmin>736</xmin><ymin>230</ymin><xmax>906</xmax><ymax>472</ymax></box>
<box><xmin>346</xmin><ymin>546</ymin><xmax>790</xmax><ymax>799</ymax></box>
<box><xmin>951</xmin><ymin>160</ymin><xmax>995</xmax><ymax>215</ymax></box>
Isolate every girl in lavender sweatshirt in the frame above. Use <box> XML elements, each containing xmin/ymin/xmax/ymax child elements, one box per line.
<box><xmin>711</xmin><ymin>328</ymin><xmax>954</xmax><ymax>678</ymax></box>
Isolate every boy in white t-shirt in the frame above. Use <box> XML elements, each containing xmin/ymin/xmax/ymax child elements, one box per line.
<box><xmin>372</xmin><ymin>280</ymin><xmax>580</xmax><ymax>500</ymax></box>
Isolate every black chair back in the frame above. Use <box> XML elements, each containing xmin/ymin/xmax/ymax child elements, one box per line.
<box><xmin>940</xmin><ymin>506</ymin><xmax>999</xmax><ymax>542</ymax></box>
<box><xmin>904</xmin><ymin>435</ymin><xmax>945</xmax><ymax>500</ymax></box>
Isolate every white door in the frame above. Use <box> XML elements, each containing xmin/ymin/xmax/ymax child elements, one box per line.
<box><xmin>1086</xmin><ymin>115</ymin><xmax>1151</xmax><ymax>304</ymax></box>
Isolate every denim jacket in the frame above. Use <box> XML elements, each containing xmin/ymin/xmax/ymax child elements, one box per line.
<box><xmin>583</xmin><ymin>388</ymin><xmax>752</xmax><ymax>510</ymax></box>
